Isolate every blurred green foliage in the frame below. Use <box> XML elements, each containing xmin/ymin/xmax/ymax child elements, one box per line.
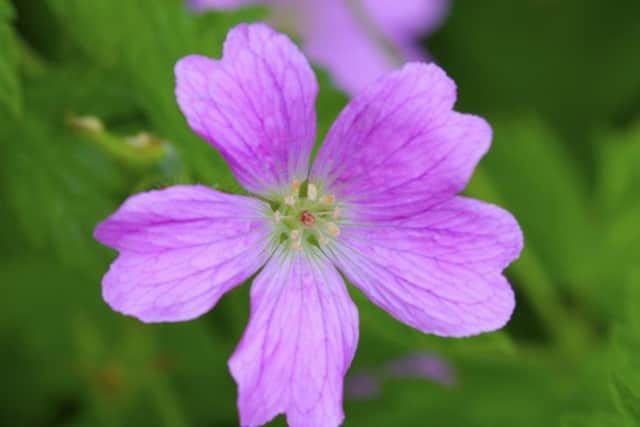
<box><xmin>0</xmin><ymin>0</ymin><xmax>639</xmax><ymax>426</ymax></box>
<box><xmin>0</xmin><ymin>0</ymin><xmax>21</xmax><ymax>115</ymax></box>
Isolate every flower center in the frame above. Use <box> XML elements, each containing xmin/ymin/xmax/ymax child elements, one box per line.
<box><xmin>300</xmin><ymin>210</ymin><xmax>316</xmax><ymax>226</ymax></box>
<box><xmin>269</xmin><ymin>180</ymin><xmax>342</xmax><ymax>251</ymax></box>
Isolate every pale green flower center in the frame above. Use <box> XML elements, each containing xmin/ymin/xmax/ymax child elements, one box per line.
<box><xmin>269</xmin><ymin>180</ymin><xmax>342</xmax><ymax>252</ymax></box>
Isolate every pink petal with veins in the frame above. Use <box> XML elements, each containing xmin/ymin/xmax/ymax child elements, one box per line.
<box><xmin>94</xmin><ymin>185</ymin><xmax>271</xmax><ymax>322</ymax></box>
<box><xmin>175</xmin><ymin>24</ymin><xmax>317</xmax><ymax>196</ymax></box>
<box><xmin>229</xmin><ymin>248</ymin><xmax>359</xmax><ymax>427</ymax></box>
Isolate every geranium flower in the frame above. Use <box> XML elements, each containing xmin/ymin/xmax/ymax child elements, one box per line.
<box><xmin>345</xmin><ymin>351</ymin><xmax>455</xmax><ymax>401</ymax></box>
<box><xmin>94</xmin><ymin>23</ymin><xmax>522</xmax><ymax>427</ymax></box>
<box><xmin>188</xmin><ymin>0</ymin><xmax>449</xmax><ymax>95</ymax></box>
<box><xmin>385</xmin><ymin>351</ymin><xmax>456</xmax><ymax>386</ymax></box>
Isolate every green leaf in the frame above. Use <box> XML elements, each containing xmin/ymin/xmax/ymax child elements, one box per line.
<box><xmin>432</xmin><ymin>0</ymin><xmax>640</xmax><ymax>145</ymax></box>
<box><xmin>597</xmin><ymin>122</ymin><xmax>640</xmax><ymax>217</ymax></box>
<box><xmin>44</xmin><ymin>0</ymin><xmax>267</xmax><ymax>190</ymax></box>
<box><xmin>609</xmin><ymin>271</ymin><xmax>640</xmax><ymax>422</ymax></box>
<box><xmin>345</xmin><ymin>355</ymin><xmax>577</xmax><ymax>427</ymax></box>
<box><xmin>0</xmin><ymin>65</ymin><xmax>136</xmax><ymax>269</ymax></box>
<box><xmin>0</xmin><ymin>0</ymin><xmax>22</xmax><ymax>116</ymax></box>
<box><xmin>475</xmin><ymin>116</ymin><xmax>594</xmax><ymax>280</ymax></box>
<box><xmin>561</xmin><ymin>412</ymin><xmax>633</xmax><ymax>427</ymax></box>
<box><xmin>0</xmin><ymin>257</ymin><xmax>240</xmax><ymax>426</ymax></box>
<box><xmin>595</xmin><ymin>123</ymin><xmax>640</xmax><ymax>285</ymax></box>
<box><xmin>611</xmin><ymin>374</ymin><xmax>640</xmax><ymax>423</ymax></box>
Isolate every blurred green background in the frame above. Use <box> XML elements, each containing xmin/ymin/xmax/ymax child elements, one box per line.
<box><xmin>1</xmin><ymin>0</ymin><xmax>640</xmax><ymax>426</ymax></box>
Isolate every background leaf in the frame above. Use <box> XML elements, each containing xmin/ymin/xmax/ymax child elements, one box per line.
<box><xmin>0</xmin><ymin>0</ymin><xmax>21</xmax><ymax>115</ymax></box>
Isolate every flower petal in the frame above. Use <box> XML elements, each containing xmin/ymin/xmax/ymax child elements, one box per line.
<box><xmin>94</xmin><ymin>185</ymin><xmax>272</xmax><ymax>322</ymax></box>
<box><xmin>384</xmin><ymin>351</ymin><xmax>456</xmax><ymax>386</ymax></box>
<box><xmin>229</xmin><ymin>248</ymin><xmax>358</xmax><ymax>427</ymax></box>
<box><xmin>362</xmin><ymin>0</ymin><xmax>450</xmax><ymax>60</ymax></box>
<box><xmin>296</xmin><ymin>0</ymin><xmax>398</xmax><ymax>95</ymax></box>
<box><xmin>311</xmin><ymin>63</ymin><xmax>491</xmax><ymax>220</ymax></box>
<box><xmin>188</xmin><ymin>0</ymin><xmax>264</xmax><ymax>11</ymax></box>
<box><xmin>175</xmin><ymin>23</ymin><xmax>318</xmax><ymax>196</ymax></box>
<box><xmin>326</xmin><ymin>197</ymin><xmax>522</xmax><ymax>337</ymax></box>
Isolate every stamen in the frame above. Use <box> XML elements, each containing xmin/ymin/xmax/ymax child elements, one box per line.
<box><xmin>327</xmin><ymin>222</ymin><xmax>340</xmax><ymax>238</ymax></box>
<box><xmin>300</xmin><ymin>210</ymin><xmax>316</xmax><ymax>226</ymax></box>
<box><xmin>307</xmin><ymin>183</ymin><xmax>318</xmax><ymax>201</ymax></box>
<box><xmin>320</xmin><ymin>194</ymin><xmax>335</xmax><ymax>204</ymax></box>
<box><xmin>290</xmin><ymin>179</ymin><xmax>301</xmax><ymax>194</ymax></box>
<box><xmin>275</xmin><ymin>181</ymin><xmax>344</xmax><ymax>251</ymax></box>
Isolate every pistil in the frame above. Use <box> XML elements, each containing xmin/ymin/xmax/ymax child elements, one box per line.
<box><xmin>300</xmin><ymin>210</ymin><xmax>316</xmax><ymax>226</ymax></box>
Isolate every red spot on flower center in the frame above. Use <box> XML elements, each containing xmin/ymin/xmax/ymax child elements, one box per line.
<box><xmin>300</xmin><ymin>210</ymin><xmax>316</xmax><ymax>226</ymax></box>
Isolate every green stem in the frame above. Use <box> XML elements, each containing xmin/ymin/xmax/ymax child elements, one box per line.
<box><xmin>17</xmin><ymin>35</ymin><xmax>47</xmax><ymax>76</ymax></box>
<box><xmin>66</xmin><ymin>114</ymin><xmax>168</xmax><ymax>171</ymax></box>
<box><xmin>149</xmin><ymin>377</ymin><xmax>190</xmax><ymax>427</ymax></box>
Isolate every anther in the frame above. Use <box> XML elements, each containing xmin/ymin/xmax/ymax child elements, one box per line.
<box><xmin>273</xmin><ymin>210</ymin><xmax>281</xmax><ymax>224</ymax></box>
<box><xmin>332</xmin><ymin>207</ymin><xmax>341</xmax><ymax>219</ymax></box>
<box><xmin>319</xmin><ymin>194</ymin><xmax>335</xmax><ymax>204</ymax></box>
<box><xmin>318</xmin><ymin>236</ymin><xmax>329</xmax><ymax>246</ymax></box>
<box><xmin>307</xmin><ymin>183</ymin><xmax>318</xmax><ymax>201</ymax></box>
<box><xmin>327</xmin><ymin>222</ymin><xmax>340</xmax><ymax>238</ymax></box>
<box><xmin>300</xmin><ymin>210</ymin><xmax>316</xmax><ymax>226</ymax></box>
<box><xmin>284</xmin><ymin>195</ymin><xmax>296</xmax><ymax>206</ymax></box>
<box><xmin>290</xmin><ymin>179</ymin><xmax>301</xmax><ymax>194</ymax></box>
<box><xmin>290</xmin><ymin>229</ymin><xmax>301</xmax><ymax>241</ymax></box>
<box><xmin>291</xmin><ymin>239</ymin><xmax>302</xmax><ymax>250</ymax></box>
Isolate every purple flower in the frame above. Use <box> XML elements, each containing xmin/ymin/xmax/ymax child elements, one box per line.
<box><xmin>344</xmin><ymin>371</ymin><xmax>382</xmax><ymax>401</ymax></box>
<box><xmin>95</xmin><ymin>23</ymin><xmax>522</xmax><ymax>427</ymax></box>
<box><xmin>385</xmin><ymin>351</ymin><xmax>456</xmax><ymax>387</ymax></box>
<box><xmin>344</xmin><ymin>351</ymin><xmax>455</xmax><ymax>401</ymax></box>
<box><xmin>188</xmin><ymin>0</ymin><xmax>449</xmax><ymax>95</ymax></box>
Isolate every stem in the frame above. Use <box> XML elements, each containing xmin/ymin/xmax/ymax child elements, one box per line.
<box><xmin>17</xmin><ymin>35</ymin><xmax>47</xmax><ymax>76</ymax></box>
<box><xmin>149</xmin><ymin>377</ymin><xmax>190</xmax><ymax>427</ymax></box>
